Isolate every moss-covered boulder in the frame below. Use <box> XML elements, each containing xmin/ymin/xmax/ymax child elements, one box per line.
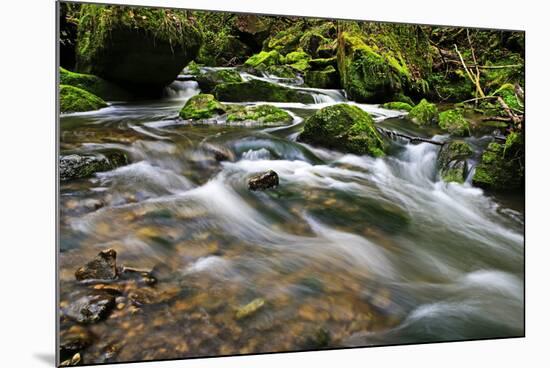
<box><xmin>213</xmin><ymin>79</ymin><xmax>314</xmax><ymax>104</ymax></box>
<box><xmin>408</xmin><ymin>99</ymin><xmax>438</xmax><ymax>125</ymax></box>
<box><xmin>299</xmin><ymin>104</ymin><xmax>386</xmax><ymax>156</ymax></box>
<box><xmin>226</xmin><ymin>105</ymin><xmax>293</xmax><ymax>125</ymax></box>
<box><xmin>309</xmin><ymin>57</ymin><xmax>337</xmax><ymax>69</ymax></box>
<box><xmin>76</xmin><ymin>4</ymin><xmax>202</xmax><ymax>93</ymax></box>
<box><xmin>195</xmin><ymin>69</ymin><xmax>243</xmax><ymax>93</ymax></box>
<box><xmin>59</xmin><ymin>67</ymin><xmax>130</xmax><ymax>100</ymax></box>
<box><xmin>305</xmin><ymin>66</ymin><xmax>340</xmax><ymax>89</ymax></box>
<box><xmin>437</xmin><ymin>141</ymin><xmax>473</xmax><ymax>183</ymax></box>
<box><xmin>264</xmin><ymin>65</ymin><xmax>297</xmax><ymax>79</ymax></box>
<box><xmin>382</xmin><ymin>101</ymin><xmax>413</xmax><ymax>111</ymax></box>
<box><xmin>179</xmin><ymin>94</ymin><xmax>226</xmax><ymax>120</ymax></box>
<box><xmin>438</xmin><ymin>109</ymin><xmax>470</xmax><ymax>136</ymax></box>
<box><xmin>283</xmin><ymin>51</ymin><xmax>311</xmax><ymax>73</ymax></box>
<box><xmin>266</xmin><ymin>24</ymin><xmax>304</xmax><ymax>55</ymax></box>
<box><xmin>59</xmin><ymin>85</ymin><xmax>107</xmax><ymax>113</ymax></box>
<box><xmin>472</xmin><ymin>133</ymin><xmax>524</xmax><ymax>191</ymax></box>
<box><xmin>244</xmin><ymin>50</ymin><xmax>282</xmax><ymax>69</ymax></box>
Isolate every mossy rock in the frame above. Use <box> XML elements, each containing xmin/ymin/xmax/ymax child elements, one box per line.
<box><xmin>299</xmin><ymin>104</ymin><xmax>386</xmax><ymax>157</ymax></box>
<box><xmin>305</xmin><ymin>66</ymin><xmax>340</xmax><ymax>89</ymax></box>
<box><xmin>267</xmin><ymin>25</ymin><xmax>304</xmax><ymax>54</ymax></box>
<box><xmin>179</xmin><ymin>94</ymin><xmax>226</xmax><ymax>120</ymax></box>
<box><xmin>438</xmin><ymin>109</ymin><xmax>470</xmax><ymax>136</ymax></box>
<box><xmin>437</xmin><ymin>141</ymin><xmax>473</xmax><ymax>183</ymax></box>
<box><xmin>244</xmin><ymin>50</ymin><xmax>282</xmax><ymax>69</ymax></box>
<box><xmin>472</xmin><ymin>133</ymin><xmax>524</xmax><ymax>191</ymax></box>
<box><xmin>226</xmin><ymin>105</ymin><xmax>293</xmax><ymax>125</ymax></box>
<box><xmin>408</xmin><ymin>99</ymin><xmax>438</xmax><ymax>125</ymax></box>
<box><xmin>76</xmin><ymin>4</ymin><xmax>202</xmax><ymax>94</ymax></box>
<box><xmin>309</xmin><ymin>57</ymin><xmax>337</xmax><ymax>70</ymax></box>
<box><xmin>59</xmin><ymin>67</ymin><xmax>130</xmax><ymax>100</ymax></box>
<box><xmin>59</xmin><ymin>85</ymin><xmax>107</xmax><ymax>113</ymax></box>
<box><xmin>283</xmin><ymin>51</ymin><xmax>311</xmax><ymax>73</ymax></box>
<box><xmin>195</xmin><ymin>69</ymin><xmax>243</xmax><ymax>93</ymax></box>
<box><xmin>60</xmin><ymin>151</ymin><xmax>128</xmax><ymax>181</ymax></box>
<box><xmin>382</xmin><ymin>101</ymin><xmax>413</xmax><ymax>112</ymax></box>
<box><xmin>264</xmin><ymin>65</ymin><xmax>297</xmax><ymax>79</ymax></box>
<box><xmin>213</xmin><ymin>79</ymin><xmax>314</xmax><ymax>104</ymax></box>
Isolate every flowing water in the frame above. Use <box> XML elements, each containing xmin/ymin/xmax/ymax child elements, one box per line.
<box><xmin>59</xmin><ymin>68</ymin><xmax>524</xmax><ymax>364</ymax></box>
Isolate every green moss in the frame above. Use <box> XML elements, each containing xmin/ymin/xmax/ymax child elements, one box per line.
<box><xmin>408</xmin><ymin>99</ymin><xmax>438</xmax><ymax>125</ymax></box>
<box><xmin>472</xmin><ymin>136</ymin><xmax>524</xmax><ymax>191</ymax></box>
<box><xmin>76</xmin><ymin>4</ymin><xmax>202</xmax><ymax>91</ymax></box>
<box><xmin>195</xmin><ymin>69</ymin><xmax>243</xmax><ymax>93</ymax></box>
<box><xmin>438</xmin><ymin>109</ymin><xmax>470</xmax><ymax>136</ymax></box>
<box><xmin>226</xmin><ymin>104</ymin><xmax>293</xmax><ymax>125</ymax></box>
<box><xmin>264</xmin><ymin>65</ymin><xmax>297</xmax><ymax>79</ymax></box>
<box><xmin>283</xmin><ymin>51</ymin><xmax>311</xmax><ymax>73</ymax></box>
<box><xmin>437</xmin><ymin>141</ymin><xmax>473</xmax><ymax>183</ymax></box>
<box><xmin>244</xmin><ymin>50</ymin><xmax>282</xmax><ymax>69</ymax></box>
<box><xmin>493</xmin><ymin>83</ymin><xmax>522</xmax><ymax>111</ymax></box>
<box><xmin>59</xmin><ymin>85</ymin><xmax>107</xmax><ymax>113</ymax></box>
<box><xmin>213</xmin><ymin>79</ymin><xmax>314</xmax><ymax>104</ymax></box>
<box><xmin>179</xmin><ymin>94</ymin><xmax>226</xmax><ymax>120</ymax></box>
<box><xmin>267</xmin><ymin>24</ymin><xmax>304</xmax><ymax>54</ymax></box>
<box><xmin>300</xmin><ymin>104</ymin><xmax>386</xmax><ymax>157</ymax></box>
<box><xmin>309</xmin><ymin>57</ymin><xmax>337</xmax><ymax>69</ymax></box>
<box><xmin>59</xmin><ymin>67</ymin><xmax>129</xmax><ymax>100</ymax></box>
<box><xmin>304</xmin><ymin>66</ymin><xmax>339</xmax><ymax>89</ymax></box>
<box><xmin>382</xmin><ymin>101</ymin><xmax>413</xmax><ymax>111</ymax></box>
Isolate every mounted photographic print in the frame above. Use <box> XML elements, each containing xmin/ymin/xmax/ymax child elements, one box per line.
<box><xmin>57</xmin><ymin>1</ymin><xmax>525</xmax><ymax>366</ymax></box>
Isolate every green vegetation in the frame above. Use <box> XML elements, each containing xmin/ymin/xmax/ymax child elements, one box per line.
<box><xmin>59</xmin><ymin>67</ymin><xmax>129</xmax><ymax>100</ymax></box>
<box><xmin>382</xmin><ymin>101</ymin><xmax>413</xmax><ymax>111</ymax></box>
<box><xmin>226</xmin><ymin>105</ymin><xmax>293</xmax><ymax>125</ymax></box>
<box><xmin>438</xmin><ymin>109</ymin><xmax>470</xmax><ymax>136</ymax></box>
<box><xmin>408</xmin><ymin>99</ymin><xmax>438</xmax><ymax>125</ymax></box>
<box><xmin>300</xmin><ymin>104</ymin><xmax>386</xmax><ymax>157</ymax></box>
<box><xmin>179</xmin><ymin>94</ymin><xmax>226</xmax><ymax>120</ymax></box>
<box><xmin>59</xmin><ymin>85</ymin><xmax>107</xmax><ymax>113</ymax></box>
<box><xmin>213</xmin><ymin>79</ymin><xmax>314</xmax><ymax>104</ymax></box>
<box><xmin>305</xmin><ymin>66</ymin><xmax>339</xmax><ymax>89</ymax></box>
<box><xmin>195</xmin><ymin>69</ymin><xmax>243</xmax><ymax>93</ymax></box>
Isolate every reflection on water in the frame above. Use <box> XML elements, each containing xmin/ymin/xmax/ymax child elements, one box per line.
<box><xmin>59</xmin><ymin>69</ymin><xmax>524</xmax><ymax>364</ymax></box>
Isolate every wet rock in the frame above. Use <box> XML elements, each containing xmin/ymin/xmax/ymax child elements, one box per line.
<box><xmin>59</xmin><ymin>85</ymin><xmax>107</xmax><ymax>113</ymax></box>
<box><xmin>226</xmin><ymin>104</ymin><xmax>293</xmax><ymax>125</ymax></box>
<box><xmin>118</xmin><ymin>266</ymin><xmax>157</xmax><ymax>286</ymax></box>
<box><xmin>201</xmin><ymin>143</ymin><xmax>235</xmax><ymax>162</ymax></box>
<box><xmin>299</xmin><ymin>104</ymin><xmax>386</xmax><ymax>157</ymax></box>
<box><xmin>59</xmin><ymin>326</ymin><xmax>94</xmax><ymax>362</ymax></box>
<box><xmin>75</xmin><ymin>249</ymin><xmax>118</xmax><ymax>281</ymax></box>
<box><xmin>213</xmin><ymin>79</ymin><xmax>314</xmax><ymax>104</ymax></box>
<box><xmin>82</xmin><ymin>198</ymin><xmax>104</xmax><ymax>211</ymax></box>
<box><xmin>60</xmin><ymin>353</ymin><xmax>82</xmax><ymax>366</ymax></box>
<box><xmin>437</xmin><ymin>141</ymin><xmax>473</xmax><ymax>183</ymax></box>
<box><xmin>438</xmin><ymin>109</ymin><xmax>470</xmax><ymax>136</ymax></box>
<box><xmin>60</xmin><ymin>151</ymin><xmax>128</xmax><ymax>181</ymax></box>
<box><xmin>65</xmin><ymin>293</ymin><xmax>116</xmax><ymax>324</ymax></box>
<box><xmin>408</xmin><ymin>99</ymin><xmax>438</xmax><ymax>126</ymax></box>
<box><xmin>235</xmin><ymin>298</ymin><xmax>265</xmax><ymax>320</ymax></box>
<box><xmin>304</xmin><ymin>66</ymin><xmax>340</xmax><ymax>89</ymax></box>
<box><xmin>300</xmin><ymin>327</ymin><xmax>331</xmax><ymax>349</ymax></box>
<box><xmin>248</xmin><ymin>170</ymin><xmax>279</xmax><ymax>191</ymax></box>
<box><xmin>195</xmin><ymin>69</ymin><xmax>243</xmax><ymax>93</ymax></box>
<box><xmin>382</xmin><ymin>101</ymin><xmax>413</xmax><ymax>112</ymax></box>
<box><xmin>179</xmin><ymin>94</ymin><xmax>226</xmax><ymax>120</ymax></box>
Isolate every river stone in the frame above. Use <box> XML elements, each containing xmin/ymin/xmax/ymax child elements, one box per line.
<box><xmin>60</xmin><ymin>152</ymin><xmax>128</xmax><ymax>181</ymax></box>
<box><xmin>248</xmin><ymin>170</ymin><xmax>279</xmax><ymax>191</ymax></box>
<box><xmin>408</xmin><ymin>99</ymin><xmax>438</xmax><ymax>126</ymax></box>
<box><xmin>195</xmin><ymin>69</ymin><xmax>243</xmax><ymax>93</ymax></box>
<box><xmin>75</xmin><ymin>249</ymin><xmax>118</xmax><ymax>281</ymax></box>
<box><xmin>235</xmin><ymin>298</ymin><xmax>265</xmax><ymax>320</ymax></box>
<box><xmin>213</xmin><ymin>79</ymin><xmax>314</xmax><ymax>104</ymax></box>
<box><xmin>59</xmin><ymin>326</ymin><xmax>94</xmax><ymax>362</ymax></box>
<box><xmin>59</xmin><ymin>85</ymin><xmax>107</xmax><ymax>113</ymax></box>
<box><xmin>437</xmin><ymin>141</ymin><xmax>473</xmax><ymax>183</ymax></box>
<box><xmin>299</xmin><ymin>327</ymin><xmax>331</xmax><ymax>349</ymax></box>
<box><xmin>65</xmin><ymin>293</ymin><xmax>116</xmax><ymax>324</ymax></box>
<box><xmin>438</xmin><ymin>109</ymin><xmax>470</xmax><ymax>136</ymax></box>
<box><xmin>201</xmin><ymin>143</ymin><xmax>235</xmax><ymax>162</ymax></box>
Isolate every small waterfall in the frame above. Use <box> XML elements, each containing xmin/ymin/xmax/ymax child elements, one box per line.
<box><xmin>163</xmin><ymin>80</ymin><xmax>200</xmax><ymax>100</ymax></box>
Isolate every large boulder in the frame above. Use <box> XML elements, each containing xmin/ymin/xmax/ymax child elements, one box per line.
<box><xmin>438</xmin><ymin>109</ymin><xmax>470</xmax><ymax>136</ymax></box>
<box><xmin>195</xmin><ymin>69</ymin><xmax>243</xmax><ymax>93</ymax></box>
<box><xmin>213</xmin><ymin>79</ymin><xmax>314</xmax><ymax>104</ymax></box>
<box><xmin>437</xmin><ymin>141</ymin><xmax>473</xmax><ymax>183</ymax></box>
<box><xmin>60</xmin><ymin>151</ymin><xmax>128</xmax><ymax>181</ymax></box>
<box><xmin>179</xmin><ymin>94</ymin><xmax>226</xmax><ymax>120</ymax></box>
<box><xmin>472</xmin><ymin>133</ymin><xmax>524</xmax><ymax>191</ymax></box>
<box><xmin>59</xmin><ymin>85</ymin><xmax>107</xmax><ymax>113</ymax></box>
<box><xmin>299</xmin><ymin>104</ymin><xmax>386</xmax><ymax>157</ymax></box>
<box><xmin>76</xmin><ymin>4</ymin><xmax>202</xmax><ymax>94</ymax></box>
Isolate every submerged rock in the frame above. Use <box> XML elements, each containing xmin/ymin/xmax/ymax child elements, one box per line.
<box><xmin>201</xmin><ymin>143</ymin><xmax>236</xmax><ymax>162</ymax></box>
<box><xmin>300</xmin><ymin>327</ymin><xmax>331</xmax><ymax>349</ymax></box>
<box><xmin>195</xmin><ymin>69</ymin><xmax>243</xmax><ymax>93</ymax></box>
<box><xmin>248</xmin><ymin>170</ymin><xmax>279</xmax><ymax>191</ymax></box>
<box><xmin>59</xmin><ymin>326</ymin><xmax>94</xmax><ymax>362</ymax></box>
<box><xmin>235</xmin><ymin>298</ymin><xmax>265</xmax><ymax>320</ymax></box>
<box><xmin>472</xmin><ymin>133</ymin><xmax>524</xmax><ymax>191</ymax></box>
<box><xmin>59</xmin><ymin>151</ymin><xmax>128</xmax><ymax>181</ymax></box>
<box><xmin>213</xmin><ymin>79</ymin><xmax>314</xmax><ymax>104</ymax></box>
<box><xmin>76</xmin><ymin>4</ymin><xmax>201</xmax><ymax>94</ymax></box>
<box><xmin>75</xmin><ymin>249</ymin><xmax>118</xmax><ymax>281</ymax></box>
<box><xmin>299</xmin><ymin>104</ymin><xmax>386</xmax><ymax>157</ymax></box>
<box><xmin>408</xmin><ymin>99</ymin><xmax>438</xmax><ymax>126</ymax></box>
<box><xmin>59</xmin><ymin>85</ymin><xmax>107</xmax><ymax>113</ymax></box>
<box><xmin>179</xmin><ymin>94</ymin><xmax>226</xmax><ymax>120</ymax></box>
<box><xmin>437</xmin><ymin>141</ymin><xmax>473</xmax><ymax>183</ymax></box>
<box><xmin>438</xmin><ymin>109</ymin><xmax>470</xmax><ymax>136</ymax></box>
<box><xmin>382</xmin><ymin>101</ymin><xmax>413</xmax><ymax>112</ymax></box>
<box><xmin>65</xmin><ymin>293</ymin><xmax>116</xmax><ymax>324</ymax></box>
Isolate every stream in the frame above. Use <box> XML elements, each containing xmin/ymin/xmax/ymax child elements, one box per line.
<box><xmin>59</xmin><ymin>68</ymin><xmax>524</xmax><ymax>363</ymax></box>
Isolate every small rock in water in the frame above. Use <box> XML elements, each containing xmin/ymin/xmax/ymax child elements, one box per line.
<box><xmin>60</xmin><ymin>353</ymin><xmax>82</xmax><ymax>366</ymax></box>
<box><xmin>201</xmin><ymin>143</ymin><xmax>235</xmax><ymax>162</ymax></box>
<box><xmin>75</xmin><ymin>249</ymin><xmax>118</xmax><ymax>281</ymax></box>
<box><xmin>300</xmin><ymin>327</ymin><xmax>331</xmax><ymax>349</ymax></box>
<box><xmin>65</xmin><ymin>293</ymin><xmax>116</xmax><ymax>324</ymax></box>
<box><xmin>247</xmin><ymin>170</ymin><xmax>279</xmax><ymax>191</ymax></box>
<box><xmin>235</xmin><ymin>298</ymin><xmax>265</xmax><ymax>320</ymax></box>
<box><xmin>59</xmin><ymin>326</ymin><xmax>94</xmax><ymax>361</ymax></box>
<box><xmin>118</xmin><ymin>266</ymin><xmax>157</xmax><ymax>286</ymax></box>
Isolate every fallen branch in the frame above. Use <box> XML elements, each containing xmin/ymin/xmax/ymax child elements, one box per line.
<box><xmin>482</xmin><ymin>116</ymin><xmax>513</xmax><ymax>122</ymax></box>
<box><xmin>376</xmin><ymin>127</ymin><xmax>444</xmax><ymax>146</ymax></box>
